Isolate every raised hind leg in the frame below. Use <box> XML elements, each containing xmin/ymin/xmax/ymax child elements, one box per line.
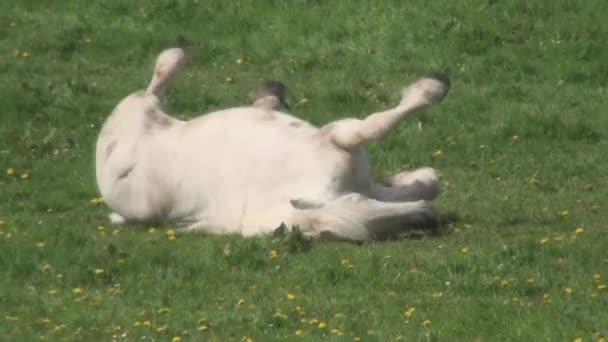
<box><xmin>321</xmin><ymin>74</ymin><xmax>450</xmax><ymax>151</ymax></box>
<box><xmin>371</xmin><ymin>167</ymin><xmax>441</xmax><ymax>202</ymax></box>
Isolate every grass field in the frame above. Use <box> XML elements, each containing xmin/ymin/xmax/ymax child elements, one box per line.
<box><xmin>1</xmin><ymin>1</ymin><xmax>607</xmax><ymax>341</ymax></box>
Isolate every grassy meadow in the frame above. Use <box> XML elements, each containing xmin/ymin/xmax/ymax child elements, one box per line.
<box><xmin>1</xmin><ymin>1</ymin><xmax>607</xmax><ymax>341</ymax></box>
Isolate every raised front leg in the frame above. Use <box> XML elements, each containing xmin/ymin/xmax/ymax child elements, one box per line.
<box><xmin>321</xmin><ymin>74</ymin><xmax>450</xmax><ymax>150</ymax></box>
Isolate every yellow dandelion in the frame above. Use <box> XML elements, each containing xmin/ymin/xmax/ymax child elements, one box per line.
<box><xmin>225</xmin><ymin>76</ymin><xmax>233</xmax><ymax>83</ymax></box>
<box><xmin>500</xmin><ymin>279</ymin><xmax>509</xmax><ymax>287</ymax></box>
<box><xmin>156</xmin><ymin>325</ymin><xmax>167</xmax><ymax>332</ymax></box>
<box><xmin>354</xmin><ymin>337</ymin><xmax>361</xmax><ymax>342</ymax></box>
<box><xmin>72</xmin><ymin>287</ymin><xmax>83</xmax><ymax>295</ymax></box>
<box><xmin>593</xmin><ymin>273</ymin><xmax>601</xmax><ymax>282</ymax></box>
<box><xmin>527</xmin><ymin>277</ymin><xmax>535</xmax><ymax>283</ymax></box>
<box><xmin>387</xmin><ymin>291</ymin><xmax>396</xmax><ymax>296</ymax></box>
<box><xmin>422</xmin><ymin>319</ymin><xmax>432</xmax><ymax>328</ymax></box>
<box><xmin>84</xmin><ymin>37</ymin><xmax>92</xmax><ymax>43</ymax></box>
<box><xmin>20</xmin><ymin>173</ymin><xmax>29</xmax><ymax>179</ymax></box>
<box><xmin>299</xmin><ymin>97</ymin><xmax>309</xmax><ymax>104</ymax></box>
<box><xmin>52</xmin><ymin>324</ymin><xmax>62</xmax><ymax>332</ymax></box>
<box><xmin>198</xmin><ymin>324</ymin><xmax>209</xmax><ymax>331</ymax></box>
<box><xmin>287</xmin><ymin>293</ymin><xmax>296</xmax><ymax>300</ymax></box>
<box><xmin>94</xmin><ymin>268</ymin><xmax>104</xmax><ymax>275</ymax></box>
<box><xmin>133</xmin><ymin>321</ymin><xmax>141</xmax><ymax>327</ymax></box>
<box><xmin>47</xmin><ymin>288</ymin><xmax>57</xmax><ymax>295</ymax></box>
<box><xmin>461</xmin><ymin>246</ymin><xmax>470</xmax><ymax>254</ymax></box>
<box><xmin>404</xmin><ymin>307</ymin><xmax>415</xmax><ymax>318</ymax></box>
<box><xmin>21</xmin><ymin>51</ymin><xmax>30</xmax><ymax>58</ymax></box>
<box><xmin>157</xmin><ymin>307</ymin><xmax>170</xmax><ymax>314</ymax></box>
<box><xmin>148</xmin><ymin>228</ymin><xmax>156</xmax><ymax>234</ymax></box>
<box><xmin>40</xmin><ymin>318</ymin><xmax>51</xmax><ymax>325</ymax></box>
<box><xmin>597</xmin><ymin>284</ymin><xmax>607</xmax><ymax>290</ymax></box>
<box><xmin>269</xmin><ymin>249</ymin><xmax>278</xmax><ymax>258</ymax></box>
<box><xmin>512</xmin><ymin>135</ymin><xmax>519</xmax><ymax>140</ymax></box>
<box><xmin>539</xmin><ymin>237</ymin><xmax>550</xmax><ymax>244</ymax></box>
<box><xmin>0</xmin><ymin>220</ymin><xmax>4</xmax><ymax>225</ymax></box>
<box><xmin>237</xmin><ymin>298</ymin><xmax>246</xmax><ymax>305</ymax></box>
<box><xmin>142</xmin><ymin>320</ymin><xmax>152</xmax><ymax>327</ymax></box>
<box><xmin>236</xmin><ymin>58</ymin><xmax>244</xmax><ymax>64</ymax></box>
<box><xmin>318</xmin><ymin>321</ymin><xmax>327</xmax><ymax>329</ymax></box>
<box><xmin>42</xmin><ymin>264</ymin><xmax>51</xmax><ymax>272</ymax></box>
<box><xmin>564</xmin><ymin>287</ymin><xmax>573</xmax><ymax>295</ymax></box>
<box><xmin>166</xmin><ymin>228</ymin><xmax>176</xmax><ymax>239</ymax></box>
<box><xmin>90</xmin><ymin>197</ymin><xmax>103</xmax><ymax>204</ymax></box>
<box><xmin>331</xmin><ymin>328</ymin><xmax>343</xmax><ymax>335</ymax></box>
<box><xmin>433</xmin><ymin>149</ymin><xmax>443</xmax><ymax>156</ymax></box>
<box><xmin>242</xmin><ymin>337</ymin><xmax>253</xmax><ymax>342</ymax></box>
<box><xmin>171</xmin><ymin>336</ymin><xmax>181</xmax><ymax>342</ymax></box>
<box><xmin>574</xmin><ymin>226</ymin><xmax>584</xmax><ymax>234</ymax></box>
<box><xmin>432</xmin><ymin>292</ymin><xmax>443</xmax><ymax>298</ymax></box>
<box><xmin>558</xmin><ymin>210</ymin><xmax>570</xmax><ymax>218</ymax></box>
<box><xmin>295</xmin><ymin>329</ymin><xmax>303</xmax><ymax>336</ymax></box>
<box><xmin>36</xmin><ymin>242</ymin><xmax>45</xmax><ymax>248</ymax></box>
<box><xmin>543</xmin><ymin>293</ymin><xmax>551</xmax><ymax>303</ymax></box>
<box><xmin>598</xmin><ymin>337</ymin><xmax>606</xmax><ymax>342</ymax></box>
<box><xmin>573</xmin><ymin>338</ymin><xmax>582</xmax><ymax>342</ymax></box>
<box><xmin>12</xmin><ymin>49</ymin><xmax>20</xmax><ymax>57</ymax></box>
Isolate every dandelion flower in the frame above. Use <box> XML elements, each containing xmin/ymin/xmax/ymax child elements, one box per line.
<box><xmin>166</xmin><ymin>228</ymin><xmax>176</xmax><ymax>240</ymax></box>
<box><xmin>36</xmin><ymin>242</ymin><xmax>45</xmax><ymax>248</ymax></box>
<box><xmin>593</xmin><ymin>273</ymin><xmax>601</xmax><ymax>282</ymax></box>
<box><xmin>133</xmin><ymin>321</ymin><xmax>141</xmax><ymax>327</ymax></box>
<box><xmin>157</xmin><ymin>307</ymin><xmax>170</xmax><ymax>314</ymax></box>
<box><xmin>598</xmin><ymin>284</ymin><xmax>607</xmax><ymax>290</ymax></box>
<box><xmin>404</xmin><ymin>307</ymin><xmax>415</xmax><ymax>318</ymax></box>
<box><xmin>331</xmin><ymin>328</ymin><xmax>343</xmax><ymax>335</ymax></box>
<box><xmin>574</xmin><ymin>226</ymin><xmax>584</xmax><ymax>234</ymax></box>
<box><xmin>21</xmin><ymin>51</ymin><xmax>30</xmax><ymax>58</ymax></box>
<box><xmin>269</xmin><ymin>249</ymin><xmax>278</xmax><ymax>258</ymax></box>
<box><xmin>52</xmin><ymin>325</ymin><xmax>62</xmax><ymax>332</ymax></box>
<box><xmin>539</xmin><ymin>237</ymin><xmax>550</xmax><ymax>244</ymax></box>
<box><xmin>142</xmin><ymin>320</ymin><xmax>152</xmax><ymax>327</ymax></box>
<box><xmin>318</xmin><ymin>321</ymin><xmax>327</xmax><ymax>329</ymax></box>
<box><xmin>94</xmin><ymin>268</ymin><xmax>104</xmax><ymax>275</ymax></box>
<box><xmin>564</xmin><ymin>287</ymin><xmax>573</xmax><ymax>295</ymax></box>
<box><xmin>236</xmin><ymin>58</ymin><xmax>244</xmax><ymax>65</ymax></box>
<box><xmin>226</xmin><ymin>76</ymin><xmax>233</xmax><ymax>83</ymax></box>
<box><xmin>461</xmin><ymin>246</ymin><xmax>470</xmax><ymax>254</ymax></box>
<box><xmin>512</xmin><ymin>135</ymin><xmax>519</xmax><ymax>140</ymax></box>
<box><xmin>20</xmin><ymin>173</ymin><xmax>29</xmax><ymax>179</ymax></box>
<box><xmin>433</xmin><ymin>149</ymin><xmax>443</xmax><ymax>156</ymax></box>
<box><xmin>156</xmin><ymin>325</ymin><xmax>167</xmax><ymax>332</ymax></box>
<box><xmin>422</xmin><ymin>319</ymin><xmax>432</xmax><ymax>328</ymax></box>
<box><xmin>171</xmin><ymin>336</ymin><xmax>181</xmax><ymax>342</ymax></box>
<box><xmin>287</xmin><ymin>293</ymin><xmax>296</xmax><ymax>300</ymax></box>
<box><xmin>198</xmin><ymin>324</ymin><xmax>209</xmax><ymax>331</ymax></box>
<box><xmin>573</xmin><ymin>338</ymin><xmax>582</xmax><ymax>342</ymax></box>
<box><xmin>295</xmin><ymin>329</ymin><xmax>303</xmax><ymax>336</ymax></box>
<box><xmin>42</xmin><ymin>264</ymin><xmax>51</xmax><ymax>272</ymax></box>
<box><xmin>47</xmin><ymin>289</ymin><xmax>57</xmax><ymax>295</ymax></box>
<box><xmin>242</xmin><ymin>337</ymin><xmax>253</xmax><ymax>342</ymax></box>
<box><xmin>237</xmin><ymin>298</ymin><xmax>246</xmax><ymax>305</ymax></box>
<box><xmin>500</xmin><ymin>279</ymin><xmax>509</xmax><ymax>287</ymax></box>
<box><xmin>299</xmin><ymin>97</ymin><xmax>309</xmax><ymax>104</ymax></box>
<box><xmin>432</xmin><ymin>292</ymin><xmax>443</xmax><ymax>298</ymax></box>
<box><xmin>72</xmin><ymin>288</ymin><xmax>83</xmax><ymax>295</ymax></box>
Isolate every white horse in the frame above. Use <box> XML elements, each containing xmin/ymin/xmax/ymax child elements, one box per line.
<box><xmin>95</xmin><ymin>48</ymin><xmax>450</xmax><ymax>241</ymax></box>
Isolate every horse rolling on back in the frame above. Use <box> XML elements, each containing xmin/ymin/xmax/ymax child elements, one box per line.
<box><xmin>95</xmin><ymin>47</ymin><xmax>450</xmax><ymax>241</ymax></box>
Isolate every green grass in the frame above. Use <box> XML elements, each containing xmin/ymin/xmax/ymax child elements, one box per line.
<box><xmin>1</xmin><ymin>1</ymin><xmax>607</xmax><ymax>341</ymax></box>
